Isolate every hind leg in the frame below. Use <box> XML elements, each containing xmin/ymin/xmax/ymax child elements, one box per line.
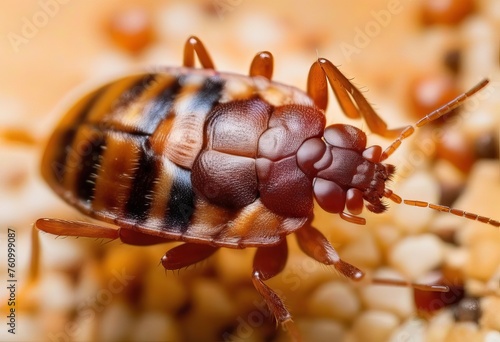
<box><xmin>35</xmin><ymin>218</ymin><xmax>175</xmax><ymax>244</ymax></box>
<box><xmin>31</xmin><ymin>218</ymin><xmax>176</xmax><ymax>282</ymax></box>
<box><xmin>252</xmin><ymin>239</ymin><xmax>301</xmax><ymax>341</ymax></box>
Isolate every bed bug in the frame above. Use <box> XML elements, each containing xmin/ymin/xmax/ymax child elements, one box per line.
<box><xmin>35</xmin><ymin>36</ymin><xmax>499</xmax><ymax>340</ymax></box>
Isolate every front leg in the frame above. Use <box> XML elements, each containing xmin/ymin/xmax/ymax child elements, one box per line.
<box><xmin>295</xmin><ymin>222</ymin><xmax>364</xmax><ymax>281</ymax></box>
<box><xmin>307</xmin><ymin>58</ymin><xmax>408</xmax><ymax>139</ymax></box>
<box><xmin>296</xmin><ymin>222</ymin><xmax>449</xmax><ymax>291</ymax></box>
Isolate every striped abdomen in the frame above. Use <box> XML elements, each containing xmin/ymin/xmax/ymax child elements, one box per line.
<box><xmin>41</xmin><ymin>68</ymin><xmax>323</xmax><ymax>247</ymax></box>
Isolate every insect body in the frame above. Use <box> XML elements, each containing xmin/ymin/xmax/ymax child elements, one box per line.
<box><xmin>36</xmin><ymin>36</ymin><xmax>499</xmax><ymax>340</ymax></box>
<box><xmin>42</xmin><ymin>67</ymin><xmax>322</xmax><ymax>247</ymax></box>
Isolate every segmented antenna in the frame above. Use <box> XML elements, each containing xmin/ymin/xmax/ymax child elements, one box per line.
<box><xmin>378</xmin><ymin>79</ymin><xmax>498</xmax><ymax>228</ymax></box>
<box><xmin>383</xmin><ymin>191</ymin><xmax>500</xmax><ymax>227</ymax></box>
<box><xmin>380</xmin><ymin>79</ymin><xmax>490</xmax><ymax>161</ymax></box>
<box><xmin>402</xmin><ymin>200</ymin><xmax>499</xmax><ymax>227</ymax></box>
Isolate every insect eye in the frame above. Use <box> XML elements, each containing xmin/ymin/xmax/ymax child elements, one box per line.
<box><xmin>313</xmin><ymin>177</ymin><xmax>346</xmax><ymax>214</ymax></box>
<box><xmin>345</xmin><ymin>188</ymin><xmax>364</xmax><ymax>215</ymax></box>
<box><xmin>362</xmin><ymin>145</ymin><xmax>383</xmax><ymax>163</ymax></box>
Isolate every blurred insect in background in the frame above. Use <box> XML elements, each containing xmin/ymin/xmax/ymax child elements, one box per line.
<box><xmin>33</xmin><ymin>36</ymin><xmax>498</xmax><ymax>340</ymax></box>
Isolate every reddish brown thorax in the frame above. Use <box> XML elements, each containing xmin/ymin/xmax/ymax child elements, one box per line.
<box><xmin>193</xmin><ymin>99</ymin><xmax>326</xmax><ymax>219</ymax></box>
<box><xmin>297</xmin><ymin>124</ymin><xmax>395</xmax><ymax>216</ymax></box>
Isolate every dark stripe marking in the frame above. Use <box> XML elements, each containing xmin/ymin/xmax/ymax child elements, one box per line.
<box><xmin>159</xmin><ymin>77</ymin><xmax>224</xmax><ymax>232</ymax></box>
<box><xmin>164</xmin><ymin>167</ymin><xmax>195</xmax><ymax>232</ymax></box>
<box><xmin>137</xmin><ymin>76</ymin><xmax>182</xmax><ymax>135</ymax></box>
<box><xmin>190</xmin><ymin>77</ymin><xmax>225</xmax><ymax>112</ymax></box>
<box><xmin>75</xmin><ymin>130</ymin><xmax>107</xmax><ymax>202</ymax></box>
<box><xmin>112</xmin><ymin>74</ymin><xmax>156</xmax><ymax>111</ymax></box>
<box><xmin>53</xmin><ymin>87</ymin><xmax>109</xmax><ymax>184</ymax></box>
<box><xmin>124</xmin><ymin>137</ymin><xmax>158</xmax><ymax>222</ymax></box>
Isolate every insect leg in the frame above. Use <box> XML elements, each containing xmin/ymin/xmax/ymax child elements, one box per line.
<box><xmin>252</xmin><ymin>240</ymin><xmax>301</xmax><ymax>341</ymax></box>
<box><xmin>29</xmin><ymin>224</ymin><xmax>41</xmax><ymax>283</ymax></box>
<box><xmin>309</xmin><ymin>58</ymin><xmax>409</xmax><ymax>139</ymax></box>
<box><xmin>161</xmin><ymin>243</ymin><xmax>219</xmax><ymax>270</ymax></box>
<box><xmin>29</xmin><ymin>218</ymin><xmax>122</xmax><ymax>287</ymax></box>
<box><xmin>35</xmin><ymin>218</ymin><xmax>120</xmax><ymax>239</ymax></box>
<box><xmin>183</xmin><ymin>36</ymin><xmax>215</xmax><ymax>69</ymax></box>
<box><xmin>36</xmin><ymin>218</ymin><xmax>178</xmax><ymax>245</ymax></box>
<box><xmin>249</xmin><ymin>51</ymin><xmax>274</xmax><ymax>79</ymax></box>
<box><xmin>295</xmin><ymin>223</ymin><xmax>364</xmax><ymax>280</ymax></box>
<box><xmin>296</xmin><ymin>223</ymin><xmax>449</xmax><ymax>292</ymax></box>
<box><xmin>306</xmin><ymin>61</ymin><xmax>328</xmax><ymax>112</ymax></box>
<box><xmin>118</xmin><ymin>228</ymin><xmax>178</xmax><ymax>245</ymax></box>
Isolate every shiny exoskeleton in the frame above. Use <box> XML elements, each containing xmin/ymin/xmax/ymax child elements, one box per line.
<box><xmin>36</xmin><ymin>36</ymin><xmax>498</xmax><ymax>340</ymax></box>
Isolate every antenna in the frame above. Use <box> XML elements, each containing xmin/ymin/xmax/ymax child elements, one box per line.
<box><xmin>377</xmin><ymin>78</ymin><xmax>498</xmax><ymax>227</ymax></box>
<box><xmin>380</xmin><ymin>79</ymin><xmax>490</xmax><ymax>161</ymax></box>
<box><xmin>383</xmin><ymin>190</ymin><xmax>499</xmax><ymax>227</ymax></box>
